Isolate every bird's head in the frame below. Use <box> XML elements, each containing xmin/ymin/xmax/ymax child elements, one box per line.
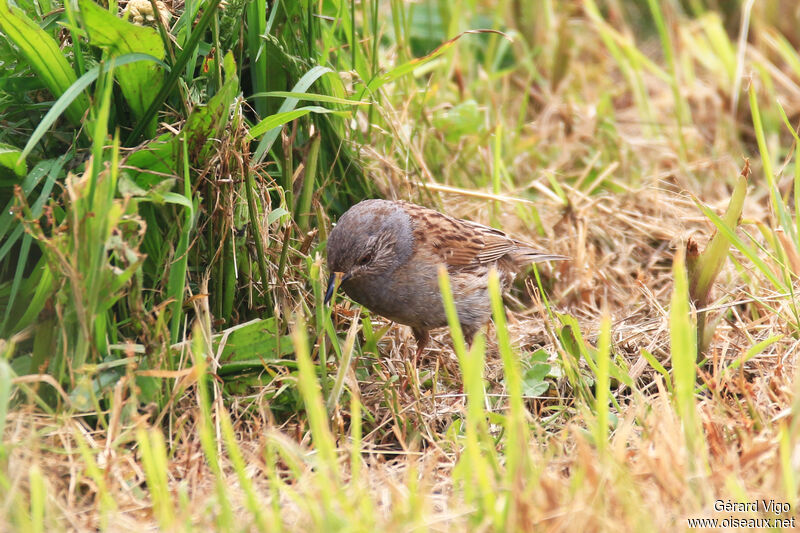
<box><xmin>325</xmin><ymin>200</ymin><xmax>413</xmax><ymax>303</ymax></box>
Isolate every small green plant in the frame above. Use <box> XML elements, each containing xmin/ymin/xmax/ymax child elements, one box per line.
<box><xmin>687</xmin><ymin>160</ymin><xmax>749</xmax><ymax>357</ymax></box>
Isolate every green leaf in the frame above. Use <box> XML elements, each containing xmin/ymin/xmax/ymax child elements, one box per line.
<box><xmin>521</xmin><ymin>364</ymin><xmax>551</xmax><ymax>397</ymax></box>
<box><xmin>0</xmin><ymin>157</ymin><xmax>65</xmax><ymax>269</ymax></box>
<box><xmin>527</xmin><ymin>348</ymin><xmax>550</xmax><ymax>365</ymax></box>
<box><xmin>250</xmin><ymin>91</ymin><xmax>370</xmax><ymax>106</ymax></box>
<box><xmin>267</xmin><ymin>207</ymin><xmax>290</xmax><ymax>225</ymax></box>
<box><xmin>558</xmin><ymin>324</ymin><xmax>581</xmax><ymax>359</ymax></box>
<box><xmin>183</xmin><ymin>51</ymin><xmax>240</xmax><ymax>161</ymax></box>
<box><xmin>696</xmin><ymin>199</ymin><xmax>785</xmax><ymax>292</ymax></box>
<box><xmin>433</xmin><ymin>100</ymin><xmax>483</xmax><ymax>142</ymax></box>
<box><xmin>122</xmin><ymin>133</ymin><xmax>177</xmax><ymax>187</ymax></box>
<box><xmin>252</xmin><ymin>66</ymin><xmax>336</xmax><ymax>162</ymax></box>
<box><xmin>247</xmin><ymin>106</ymin><xmax>342</xmax><ymax>141</ymax></box>
<box><xmin>0</xmin><ymin>143</ymin><xmax>27</xmax><ymax>176</ymax></box>
<box><xmin>0</xmin><ymin>162</ymin><xmax>47</xmax><ymax>243</ymax></box>
<box><xmin>125</xmin><ymin>0</ymin><xmax>223</xmax><ymax>145</ymax></box>
<box><xmin>19</xmin><ymin>53</ymin><xmax>166</xmax><ymax>164</ymax></box>
<box><xmin>640</xmin><ymin>349</ymin><xmax>672</xmax><ymax>393</ymax></box>
<box><xmin>117</xmin><ymin>173</ymin><xmax>150</xmax><ymax>196</ymax></box>
<box><xmin>78</xmin><ymin>0</ymin><xmax>166</xmax><ymax>137</ymax></box>
<box><xmin>0</xmin><ymin>1</ymin><xmax>89</xmax><ymax>124</ymax></box>
<box><xmin>159</xmin><ymin>192</ymin><xmax>193</xmax><ymax>209</ymax></box>
<box><xmin>355</xmin><ymin>30</ymin><xmax>506</xmax><ymax>101</ymax></box>
<box><xmin>670</xmin><ymin>248</ymin><xmax>697</xmax><ymax>427</ymax></box>
<box><xmin>216</xmin><ymin>319</ymin><xmax>295</xmax><ymax>375</ymax></box>
<box><xmin>7</xmin><ymin>262</ymin><xmax>54</xmax><ymax>334</ymax></box>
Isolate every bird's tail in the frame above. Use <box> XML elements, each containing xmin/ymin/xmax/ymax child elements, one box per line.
<box><xmin>512</xmin><ymin>248</ymin><xmax>570</xmax><ymax>265</ymax></box>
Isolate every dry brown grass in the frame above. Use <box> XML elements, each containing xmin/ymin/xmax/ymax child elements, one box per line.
<box><xmin>4</xmin><ymin>2</ymin><xmax>800</xmax><ymax>531</ymax></box>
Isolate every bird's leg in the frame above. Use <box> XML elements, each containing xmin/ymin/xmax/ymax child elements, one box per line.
<box><xmin>412</xmin><ymin>327</ymin><xmax>430</xmax><ymax>368</ymax></box>
<box><xmin>463</xmin><ymin>332</ymin><xmax>474</xmax><ymax>348</ymax></box>
<box><xmin>462</xmin><ymin>324</ymin><xmax>477</xmax><ymax>350</ymax></box>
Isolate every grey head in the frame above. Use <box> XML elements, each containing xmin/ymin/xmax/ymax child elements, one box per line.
<box><xmin>325</xmin><ymin>199</ymin><xmax>413</xmax><ymax>303</ymax></box>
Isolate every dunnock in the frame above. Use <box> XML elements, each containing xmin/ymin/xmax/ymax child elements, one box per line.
<box><xmin>325</xmin><ymin>199</ymin><xmax>566</xmax><ymax>358</ymax></box>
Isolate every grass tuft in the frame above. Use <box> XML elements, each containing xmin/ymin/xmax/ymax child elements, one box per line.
<box><xmin>2</xmin><ymin>1</ymin><xmax>800</xmax><ymax>530</ymax></box>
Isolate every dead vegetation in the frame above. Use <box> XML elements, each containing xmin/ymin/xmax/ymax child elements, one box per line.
<box><xmin>2</xmin><ymin>1</ymin><xmax>800</xmax><ymax>531</ymax></box>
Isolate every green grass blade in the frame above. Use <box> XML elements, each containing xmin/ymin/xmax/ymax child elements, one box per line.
<box><xmin>488</xmin><ymin>269</ymin><xmax>529</xmax><ymax>529</ymax></box>
<box><xmin>291</xmin><ymin>312</ymin><xmax>341</xmax><ymax>514</ymax></box>
<box><xmin>750</xmin><ymin>84</ymin><xmax>793</xmax><ymax>235</ymax></box>
<box><xmin>640</xmin><ymin>349</ymin><xmax>673</xmax><ymax>393</ymax></box>
<box><xmin>326</xmin><ymin>307</ymin><xmax>361</xmax><ymax>412</ymax></box>
<box><xmin>356</xmin><ymin>29</ymin><xmax>507</xmax><ymax>102</ymax></box>
<box><xmin>136</xmin><ymin>428</ymin><xmax>175</xmax><ymax>530</ymax></box>
<box><xmin>19</xmin><ymin>53</ymin><xmax>166</xmax><ymax>164</ymax></box>
<box><xmin>438</xmin><ymin>265</ymin><xmax>496</xmax><ymax>521</ymax></box>
<box><xmin>247</xmin><ymin>106</ymin><xmax>342</xmax><ymax>141</ymax></box>
<box><xmin>296</xmin><ymin>134</ymin><xmax>321</xmax><ymax>231</ymax></box>
<box><xmin>125</xmin><ymin>0</ymin><xmax>223</xmax><ymax>144</ymax></box>
<box><xmin>695</xmin><ymin>199</ymin><xmax>786</xmax><ymax>292</ymax></box>
<box><xmin>167</xmin><ymin>135</ymin><xmax>196</xmax><ymax>345</ymax></box>
<box><xmin>243</xmin><ymin>159</ymin><xmax>273</xmax><ymax>313</ymax></box>
<box><xmin>246</xmin><ymin>0</ymin><xmax>267</xmax><ymax>118</ymax></box>
<box><xmin>646</xmin><ymin>0</ymin><xmax>690</xmax><ymax>160</ymax></box>
<box><xmin>219</xmin><ymin>408</ymin><xmax>270</xmax><ymax>530</ymax></box>
<box><xmin>193</xmin><ymin>322</ymin><xmax>235</xmax><ymax>525</ymax></box>
<box><xmin>250</xmin><ymin>91</ymin><xmax>371</xmax><ymax>106</ymax></box>
<box><xmin>0</xmin><ymin>1</ymin><xmax>89</xmax><ymax>125</ymax></box>
<box><xmin>28</xmin><ymin>465</ymin><xmax>45</xmax><ymax>533</ymax></box>
<box><xmin>595</xmin><ymin>310</ymin><xmax>611</xmax><ymax>455</ymax></box>
<box><xmin>0</xmin><ymin>157</ymin><xmax>64</xmax><ymax>257</ymax></box>
<box><xmin>670</xmin><ymin>247</ymin><xmax>699</xmax><ymax>456</ymax></box>
<box><xmin>78</xmin><ymin>0</ymin><xmax>167</xmax><ymax>137</ymax></box>
<box><xmin>775</xmin><ymin>100</ymin><xmax>800</xmax><ymax>245</ymax></box>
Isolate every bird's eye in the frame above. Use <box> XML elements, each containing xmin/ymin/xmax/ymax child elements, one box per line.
<box><xmin>357</xmin><ymin>252</ymin><xmax>373</xmax><ymax>266</ymax></box>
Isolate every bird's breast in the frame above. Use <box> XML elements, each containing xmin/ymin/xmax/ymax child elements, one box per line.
<box><xmin>341</xmin><ymin>254</ymin><xmax>500</xmax><ymax>331</ymax></box>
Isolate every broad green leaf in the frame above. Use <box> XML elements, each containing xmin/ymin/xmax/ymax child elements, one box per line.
<box><xmin>20</xmin><ymin>53</ymin><xmax>166</xmax><ymax>164</ymax></box>
<box><xmin>122</xmin><ymin>133</ymin><xmax>177</xmax><ymax>187</ymax></box>
<box><xmin>125</xmin><ymin>0</ymin><xmax>223</xmax><ymax>145</ymax></box>
<box><xmin>527</xmin><ymin>349</ymin><xmax>550</xmax><ymax>365</ymax></box>
<box><xmin>0</xmin><ymin>143</ymin><xmax>26</xmax><ymax>176</ymax></box>
<box><xmin>183</xmin><ymin>51</ymin><xmax>239</xmax><ymax>162</ymax></box>
<box><xmin>0</xmin><ymin>1</ymin><xmax>89</xmax><ymax>124</ymax></box>
<box><xmin>78</xmin><ymin>0</ymin><xmax>166</xmax><ymax>137</ymax></box>
<box><xmin>160</xmin><ymin>192</ymin><xmax>193</xmax><ymax>209</ymax></box>
<box><xmin>433</xmin><ymin>100</ymin><xmax>482</xmax><ymax>142</ymax></box>
<box><xmin>521</xmin><ymin>364</ymin><xmax>551</xmax><ymax>397</ymax></box>
<box><xmin>216</xmin><ymin>318</ymin><xmax>295</xmax><ymax>376</ymax></box>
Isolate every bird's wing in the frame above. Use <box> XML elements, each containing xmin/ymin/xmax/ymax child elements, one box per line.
<box><xmin>403</xmin><ymin>202</ymin><xmax>562</xmax><ymax>268</ymax></box>
<box><xmin>460</xmin><ymin>219</ymin><xmax>522</xmax><ymax>264</ymax></box>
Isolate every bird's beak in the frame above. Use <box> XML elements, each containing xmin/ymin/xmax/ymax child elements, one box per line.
<box><xmin>324</xmin><ymin>272</ymin><xmax>349</xmax><ymax>304</ymax></box>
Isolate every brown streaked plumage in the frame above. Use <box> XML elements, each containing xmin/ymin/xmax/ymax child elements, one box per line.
<box><xmin>325</xmin><ymin>199</ymin><xmax>567</xmax><ymax>359</ymax></box>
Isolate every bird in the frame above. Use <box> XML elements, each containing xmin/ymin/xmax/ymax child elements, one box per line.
<box><xmin>325</xmin><ymin>199</ymin><xmax>567</xmax><ymax>359</ymax></box>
